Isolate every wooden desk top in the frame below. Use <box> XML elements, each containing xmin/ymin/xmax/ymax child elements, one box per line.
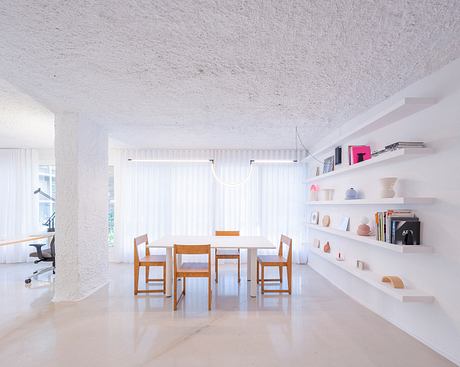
<box><xmin>0</xmin><ymin>233</ymin><xmax>55</xmax><ymax>247</ymax></box>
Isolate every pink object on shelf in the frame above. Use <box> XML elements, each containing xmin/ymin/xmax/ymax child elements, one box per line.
<box><xmin>350</xmin><ymin>145</ymin><xmax>371</xmax><ymax>164</ymax></box>
<box><xmin>310</xmin><ymin>184</ymin><xmax>319</xmax><ymax>192</ymax></box>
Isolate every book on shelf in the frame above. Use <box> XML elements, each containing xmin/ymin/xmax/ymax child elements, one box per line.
<box><xmin>372</xmin><ymin>141</ymin><xmax>426</xmax><ymax>156</ymax></box>
<box><xmin>348</xmin><ymin>145</ymin><xmax>371</xmax><ymax>165</ymax></box>
<box><xmin>374</xmin><ymin>210</ymin><xmax>420</xmax><ymax>245</ymax></box>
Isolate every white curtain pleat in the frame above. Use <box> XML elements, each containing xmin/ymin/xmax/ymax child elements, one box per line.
<box><xmin>114</xmin><ymin>149</ymin><xmax>307</xmax><ymax>263</ymax></box>
<box><xmin>0</xmin><ymin>149</ymin><xmax>39</xmax><ymax>263</ymax></box>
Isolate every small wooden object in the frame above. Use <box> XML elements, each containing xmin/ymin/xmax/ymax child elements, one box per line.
<box><xmin>322</xmin><ymin>215</ymin><xmax>331</xmax><ymax>227</ymax></box>
<box><xmin>382</xmin><ymin>275</ymin><xmax>405</xmax><ymax>289</ymax></box>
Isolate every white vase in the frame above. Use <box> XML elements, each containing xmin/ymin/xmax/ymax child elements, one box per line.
<box><xmin>380</xmin><ymin>177</ymin><xmax>397</xmax><ymax>198</ymax></box>
<box><xmin>319</xmin><ymin>189</ymin><xmax>334</xmax><ymax>201</ymax></box>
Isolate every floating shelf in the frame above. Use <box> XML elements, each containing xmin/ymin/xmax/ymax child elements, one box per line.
<box><xmin>302</xmin><ymin>97</ymin><xmax>437</xmax><ymax>162</ymax></box>
<box><xmin>307</xmin><ymin>197</ymin><xmax>435</xmax><ymax>205</ymax></box>
<box><xmin>309</xmin><ymin>246</ymin><xmax>434</xmax><ymax>303</ymax></box>
<box><xmin>306</xmin><ymin>148</ymin><xmax>432</xmax><ymax>183</ymax></box>
<box><xmin>307</xmin><ymin>224</ymin><xmax>432</xmax><ymax>253</ymax></box>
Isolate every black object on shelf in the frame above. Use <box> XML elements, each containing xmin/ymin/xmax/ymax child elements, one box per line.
<box><xmin>335</xmin><ymin>146</ymin><xmax>342</xmax><ymax>165</ymax></box>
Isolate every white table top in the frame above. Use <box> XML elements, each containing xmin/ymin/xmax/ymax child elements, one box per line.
<box><xmin>150</xmin><ymin>235</ymin><xmax>276</xmax><ymax>249</ymax></box>
<box><xmin>0</xmin><ymin>233</ymin><xmax>55</xmax><ymax>247</ymax></box>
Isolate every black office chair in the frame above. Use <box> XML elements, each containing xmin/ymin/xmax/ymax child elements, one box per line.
<box><xmin>25</xmin><ymin>236</ymin><xmax>55</xmax><ymax>284</ymax></box>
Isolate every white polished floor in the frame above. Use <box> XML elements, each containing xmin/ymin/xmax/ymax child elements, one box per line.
<box><xmin>0</xmin><ymin>263</ymin><xmax>455</xmax><ymax>367</ymax></box>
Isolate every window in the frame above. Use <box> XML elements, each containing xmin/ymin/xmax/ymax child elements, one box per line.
<box><xmin>108</xmin><ymin>166</ymin><xmax>115</xmax><ymax>246</ymax></box>
<box><xmin>38</xmin><ymin>165</ymin><xmax>115</xmax><ymax>246</ymax></box>
<box><xmin>38</xmin><ymin>165</ymin><xmax>56</xmax><ymax>230</ymax></box>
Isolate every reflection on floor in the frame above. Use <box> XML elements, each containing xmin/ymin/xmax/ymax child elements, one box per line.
<box><xmin>0</xmin><ymin>263</ymin><xmax>454</xmax><ymax>367</ymax></box>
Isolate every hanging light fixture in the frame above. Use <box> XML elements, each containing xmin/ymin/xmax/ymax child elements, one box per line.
<box><xmin>209</xmin><ymin>159</ymin><xmax>254</xmax><ymax>188</ymax></box>
<box><xmin>128</xmin><ymin>128</ymin><xmax>307</xmax><ymax>187</ymax></box>
<box><xmin>127</xmin><ymin>158</ymin><xmax>210</xmax><ymax>163</ymax></box>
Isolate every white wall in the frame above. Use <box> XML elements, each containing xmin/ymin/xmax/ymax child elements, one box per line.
<box><xmin>306</xmin><ymin>58</ymin><xmax>460</xmax><ymax>364</ymax></box>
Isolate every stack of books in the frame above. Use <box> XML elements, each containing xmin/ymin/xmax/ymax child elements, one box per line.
<box><xmin>385</xmin><ymin>141</ymin><xmax>425</xmax><ymax>151</ymax></box>
<box><xmin>372</xmin><ymin>141</ymin><xmax>425</xmax><ymax>156</ymax></box>
<box><xmin>375</xmin><ymin>210</ymin><xmax>421</xmax><ymax>245</ymax></box>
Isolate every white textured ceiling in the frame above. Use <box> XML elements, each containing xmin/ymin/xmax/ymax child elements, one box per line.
<box><xmin>0</xmin><ymin>1</ymin><xmax>459</xmax><ymax>149</ymax></box>
<box><xmin>0</xmin><ymin>79</ymin><xmax>54</xmax><ymax>148</ymax></box>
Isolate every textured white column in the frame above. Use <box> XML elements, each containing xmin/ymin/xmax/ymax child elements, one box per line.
<box><xmin>53</xmin><ymin>112</ymin><xmax>109</xmax><ymax>302</ymax></box>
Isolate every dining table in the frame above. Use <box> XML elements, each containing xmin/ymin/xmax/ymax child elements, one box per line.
<box><xmin>149</xmin><ymin>235</ymin><xmax>276</xmax><ymax>297</ymax></box>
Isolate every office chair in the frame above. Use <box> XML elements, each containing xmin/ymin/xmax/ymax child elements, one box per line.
<box><xmin>25</xmin><ymin>236</ymin><xmax>55</xmax><ymax>284</ymax></box>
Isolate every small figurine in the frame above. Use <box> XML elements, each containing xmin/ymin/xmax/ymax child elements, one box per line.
<box><xmin>323</xmin><ymin>241</ymin><xmax>330</xmax><ymax>253</ymax></box>
<box><xmin>357</xmin><ymin>216</ymin><xmax>371</xmax><ymax>236</ymax></box>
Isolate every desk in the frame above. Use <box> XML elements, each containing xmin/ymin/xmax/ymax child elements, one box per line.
<box><xmin>0</xmin><ymin>233</ymin><xmax>55</xmax><ymax>247</ymax></box>
<box><xmin>150</xmin><ymin>235</ymin><xmax>276</xmax><ymax>298</ymax></box>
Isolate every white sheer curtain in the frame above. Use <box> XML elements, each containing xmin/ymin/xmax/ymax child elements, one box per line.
<box><xmin>0</xmin><ymin>149</ymin><xmax>40</xmax><ymax>263</ymax></box>
<box><xmin>113</xmin><ymin>149</ymin><xmax>307</xmax><ymax>264</ymax></box>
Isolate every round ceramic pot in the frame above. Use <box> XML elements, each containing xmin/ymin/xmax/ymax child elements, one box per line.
<box><xmin>345</xmin><ymin>188</ymin><xmax>358</xmax><ymax>200</ymax></box>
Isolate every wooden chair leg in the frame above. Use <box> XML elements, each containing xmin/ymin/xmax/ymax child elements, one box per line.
<box><xmin>261</xmin><ymin>265</ymin><xmax>265</xmax><ymax>294</ymax></box>
<box><xmin>238</xmin><ymin>256</ymin><xmax>241</xmax><ymax>283</ymax></box>
<box><xmin>279</xmin><ymin>265</ymin><xmax>283</xmax><ymax>283</ymax></box>
<box><xmin>215</xmin><ymin>255</ymin><xmax>218</xmax><ymax>283</ymax></box>
<box><xmin>257</xmin><ymin>260</ymin><xmax>259</xmax><ymax>284</ymax></box>
<box><xmin>145</xmin><ymin>266</ymin><xmax>149</xmax><ymax>284</ymax></box>
<box><xmin>173</xmin><ymin>274</ymin><xmax>178</xmax><ymax>310</ymax></box>
<box><xmin>208</xmin><ymin>275</ymin><xmax>212</xmax><ymax>310</ymax></box>
<box><xmin>287</xmin><ymin>263</ymin><xmax>292</xmax><ymax>295</ymax></box>
<box><xmin>162</xmin><ymin>264</ymin><xmax>166</xmax><ymax>294</ymax></box>
<box><xmin>134</xmin><ymin>263</ymin><xmax>140</xmax><ymax>295</ymax></box>
<box><xmin>183</xmin><ymin>277</ymin><xmax>186</xmax><ymax>294</ymax></box>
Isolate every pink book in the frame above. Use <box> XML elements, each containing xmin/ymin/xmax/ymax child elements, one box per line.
<box><xmin>351</xmin><ymin>145</ymin><xmax>371</xmax><ymax>164</ymax></box>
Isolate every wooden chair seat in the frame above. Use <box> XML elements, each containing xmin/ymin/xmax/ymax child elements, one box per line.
<box><xmin>139</xmin><ymin>255</ymin><xmax>166</xmax><ymax>264</ymax></box>
<box><xmin>216</xmin><ymin>249</ymin><xmax>239</xmax><ymax>257</ymax></box>
<box><xmin>177</xmin><ymin>262</ymin><xmax>209</xmax><ymax>275</ymax></box>
<box><xmin>257</xmin><ymin>255</ymin><xmax>287</xmax><ymax>265</ymax></box>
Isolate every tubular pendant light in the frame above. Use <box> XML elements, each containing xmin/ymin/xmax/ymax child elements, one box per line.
<box><xmin>210</xmin><ymin>159</ymin><xmax>254</xmax><ymax>188</ymax></box>
<box><xmin>127</xmin><ymin>158</ymin><xmax>210</xmax><ymax>163</ymax></box>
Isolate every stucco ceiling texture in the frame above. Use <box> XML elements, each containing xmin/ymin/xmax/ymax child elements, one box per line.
<box><xmin>0</xmin><ymin>1</ymin><xmax>459</xmax><ymax>149</ymax></box>
<box><xmin>0</xmin><ymin>79</ymin><xmax>54</xmax><ymax>148</ymax></box>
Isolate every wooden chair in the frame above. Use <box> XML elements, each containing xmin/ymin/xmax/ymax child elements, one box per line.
<box><xmin>215</xmin><ymin>230</ymin><xmax>240</xmax><ymax>283</ymax></box>
<box><xmin>174</xmin><ymin>244</ymin><xmax>212</xmax><ymax>311</ymax></box>
<box><xmin>134</xmin><ymin>234</ymin><xmax>166</xmax><ymax>295</ymax></box>
<box><xmin>257</xmin><ymin>235</ymin><xmax>292</xmax><ymax>294</ymax></box>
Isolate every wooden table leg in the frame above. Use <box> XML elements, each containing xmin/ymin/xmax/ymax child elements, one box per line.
<box><xmin>165</xmin><ymin>247</ymin><xmax>173</xmax><ymax>297</ymax></box>
<box><xmin>249</xmin><ymin>248</ymin><xmax>257</xmax><ymax>298</ymax></box>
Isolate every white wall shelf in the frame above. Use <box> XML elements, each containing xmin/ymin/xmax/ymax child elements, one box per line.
<box><xmin>302</xmin><ymin>97</ymin><xmax>437</xmax><ymax>162</ymax></box>
<box><xmin>305</xmin><ymin>148</ymin><xmax>432</xmax><ymax>183</ymax></box>
<box><xmin>307</xmin><ymin>197</ymin><xmax>435</xmax><ymax>205</ymax></box>
<box><xmin>309</xmin><ymin>246</ymin><xmax>434</xmax><ymax>303</ymax></box>
<box><xmin>307</xmin><ymin>224</ymin><xmax>432</xmax><ymax>253</ymax></box>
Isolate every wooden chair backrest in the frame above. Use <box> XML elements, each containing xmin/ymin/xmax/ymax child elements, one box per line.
<box><xmin>134</xmin><ymin>234</ymin><xmax>148</xmax><ymax>264</ymax></box>
<box><xmin>278</xmin><ymin>235</ymin><xmax>292</xmax><ymax>262</ymax></box>
<box><xmin>215</xmin><ymin>230</ymin><xmax>240</xmax><ymax>236</ymax></box>
<box><xmin>174</xmin><ymin>244</ymin><xmax>211</xmax><ymax>255</ymax></box>
<box><xmin>174</xmin><ymin>244</ymin><xmax>211</xmax><ymax>272</ymax></box>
